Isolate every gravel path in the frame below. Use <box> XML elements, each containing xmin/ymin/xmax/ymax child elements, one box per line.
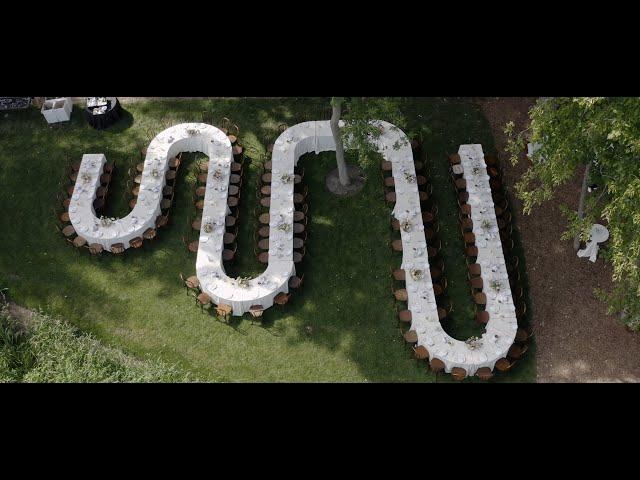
<box><xmin>476</xmin><ymin>97</ymin><xmax>640</xmax><ymax>382</ymax></box>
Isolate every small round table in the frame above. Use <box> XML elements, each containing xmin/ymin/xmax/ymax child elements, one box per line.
<box><xmin>84</xmin><ymin>97</ymin><xmax>123</xmax><ymax>130</ymax></box>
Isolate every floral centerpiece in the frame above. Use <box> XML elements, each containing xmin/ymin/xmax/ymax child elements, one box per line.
<box><xmin>465</xmin><ymin>336</ymin><xmax>483</xmax><ymax>350</ymax></box>
<box><xmin>203</xmin><ymin>222</ymin><xmax>214</xmax><ymax>233</ymax></box>
<box><xmin>99</xmin><ymin>216</ymin><xmax>117</xmax><ymax>227</ymax></box>
<box><xmin>481</xmin><ymin>219</ymin><xmax>492</xmax><ymax>231</ymax></box>
<box><xmin>280</xmin><ymin>173</ymin><xmax>293</xmax><ymax>183</ymax></box>
<box><xmin>277</xmin><ymin>223</ymin><xmax>292</xmax><ymax>233</ymax></box>
<box><xmin>410</xmin><ymin>268</ymin><xmax>424</xmax><ymax>281</ymax></box>
<box><xmin>213</xmin><ymin>169</ymin><xmax>223</xmax><ymax>179</ymax></box>
<box><xmin>401</xmin><ymin>219</ymin><xmax>412</xmax><ymax>232</ymax></box>
<box><xmin>186</xmin><ymin>127</ymin><xmax>200</xmax><ymax>136</ymax></box>
<box><xmin>404</xmin><ymin>172</ymin><xmax>416</xmax><ymax>183</ymax></box>
<box><xmin>490</xmin><ymin>280</ymin><xmax>502</xmax><ymax>292</ymax></box>
<box><xmin>151</xmin><ymin>168</ymin><xmax>161</xmax><ymax>179</ymax></box>
<box><xmin>472</xmin><ymin>166</ymin><xmax>481</xmax><ymax>175</ymax></box>
<box><xmin>81</xmin><ymin>172</ymin><xmax>93</xmax><ymax>183</ymax></box>
<box><xmin>235</xmin><ymin>276</ymin><xmax>252</xmax><ymax>288</ymax></box>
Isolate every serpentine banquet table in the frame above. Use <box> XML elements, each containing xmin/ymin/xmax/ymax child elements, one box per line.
<box><xmin>397</xmin><ymin>142</ymin><xmax>517</xmax><ymax>376</ymax></box>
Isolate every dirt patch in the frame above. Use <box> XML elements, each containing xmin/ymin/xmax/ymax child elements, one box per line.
<box><xmin>475</xmin><ymin>97</ymin><xmax>640</xmax><ymax>382</ymax></box>
<box><xmin>325</xmin><ymin>165</ymin><xmax>366</xmax><ymax>196</ymax></box>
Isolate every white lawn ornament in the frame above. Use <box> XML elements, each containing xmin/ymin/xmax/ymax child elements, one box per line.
<box><xmin>577</xmin><ymin>224</ymin><xmax>609</xmax><ymax>263</ymax></box>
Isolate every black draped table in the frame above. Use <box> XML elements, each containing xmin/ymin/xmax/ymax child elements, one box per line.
<box><xmin>84</xmin><ymin>97</ymin><xmax>123</xmax><ymax>130</ymax></box>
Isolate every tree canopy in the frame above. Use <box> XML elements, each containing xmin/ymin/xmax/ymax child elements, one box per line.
<box><xmin>505</xmin><ymin>97</ymin><xmax>640</xmax><ymax>330</ymax></box>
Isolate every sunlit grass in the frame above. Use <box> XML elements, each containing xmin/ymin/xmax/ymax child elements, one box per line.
<box><xmin>0</xmin><ymin>97</ymin><xmax>535</xmax><ymax>382</ymax></box>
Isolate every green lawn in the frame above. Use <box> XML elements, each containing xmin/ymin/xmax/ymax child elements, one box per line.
<box><xmin>0</xmin><ymin>97</ymin><xmax>535</xmax><ymax>382</ymax></box>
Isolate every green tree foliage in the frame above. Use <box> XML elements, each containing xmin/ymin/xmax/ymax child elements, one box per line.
<box><xmin>0</xmin><ymin>308</ymin><xmax>193</xmax><ymax>383</ymax></box>
<box><xmin>505</xmin><ymin>97</ymin><xmax>640</xmax><ymax>329</ymax></box>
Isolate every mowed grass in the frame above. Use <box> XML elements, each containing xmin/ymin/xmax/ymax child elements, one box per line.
<box><xmin>0</xmin><ymin>97</ymin><xmax>535</xmax><ymax>382</ymax></box>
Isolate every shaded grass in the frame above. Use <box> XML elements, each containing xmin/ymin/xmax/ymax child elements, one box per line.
<box><xmin>0</xmin><ymin>97</ymin><xmax>535</xmax><ymax>382</ymax></box>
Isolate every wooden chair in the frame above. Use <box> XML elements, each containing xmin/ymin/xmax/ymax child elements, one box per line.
<box><xmin>474</xmin><ymin>292</ymin><xmax>487</xmax><ymax>308</ymax></box>
<box><xmin>215</xmin><ymin>303</ymin><xmax>233</xmax><ymax>321</ymax></box>
<box><xmin>143</xmin><ymin>228</ymin><xmax>157</xmax><ymax>241</ymax></box>
<box><xmin>495</xmin><ymin>358</ymin><xmax>512</xmax><ymax>373</ymax></box>
<box><xmin>393</xmin><ymin>288</ymin><xmax>408</xmax><ymax>302</ymax></box>
<box><xmin>196</xmin><ymin>293</ymin><xmax>212</xmax><ymax>312</ymax></box>
<box><xmin>288</xmin><ymin>273</ymin><xmax>305</xmax><ymax>290</ymax></box>
<box><xmin>449</xmin><ymin>153</ymin><xmax>461</xmax><ymax>165</ymax></box>
<box><xmin>392</xmin><ymin>268</ymin><xmax>406</xmax><ymax>282</ymax></box>
<box><xmin>222</xmin><ymin>244</ymin><xmax>238</xmax><ymax>262</ymax></box>
<box><xmin>477</xmin><ymin>367</ymin><xmax>493</xmax><ymax>381</ymax></box>
<box><xmin>508</xmin><ymin>343</ymin><xmax>528</xmax><ymax>360</ymax></box>
<box><xmin>249</xmin><ymin>305</ymin><xmax>264</xmax><ymax>320</ymax></box>
<box><xmin>403</xmin><ymin>330</ymin><xmax>418</xmax><ymax>344</ymax></box>
<box><xmin>274</xmin><ymin>292</ymin><xmax>291</xmax><ymax>306</ymax></box>
<box><xmin>451</xmin><ymin>367</ymin><xmax>467</xmax><ymax>382</ymax></box>
<box><xmin>475</xmin><ymin>310</ymin><xmax>490</xmax><ymax>325</ymax></box>
<box><xmin>88</xmin><ymin>243</ymin><xmax>103</xmax><ymax>255</ymax></box>
<box><xmin>413</xmin><ymin>345</ymin><xmax>429</xmax><ymax>360</ymax></box>
<box><xmin>111</xmin><ymin>243</ymin><xmax>125</xmax><ymax>255</ymax></box>
<box><xmin>72</xmin><ymin>236</ymin><xmax>87</xmax><ymax>248</ymax></box>
<box><xmin>180</xmin><ymin>273</ymin><xmax>200</xmax><ymax>294</ymax></box>
<box><xmin>430</xmin><ymin>358</ymin><xmax>445</xmax><ymax>374</ymax></box>
<box><xmin>129</xmin><ymin>237</ymin><xmax>143</xmax><ymax>249</ymax></box>
<box><xmin>398</xmin><ymin>310</ymin><xmax>412</xmax><ymax>323</ymax></box>
<box><xmin>61</xmin><ymin>225</ymin><xmax>76</xmax><ymax>238</ymax></box>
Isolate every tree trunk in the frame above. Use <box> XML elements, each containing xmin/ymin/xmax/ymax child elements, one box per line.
<box><xmin>330</xmin><ymin>98</ymin><xmax>350</xmax><ymax>187</ymax></box>
<box><xmin>573</xmin><ymin>161</ymin><xmax>592</xmax><ymax>252</ymax></box>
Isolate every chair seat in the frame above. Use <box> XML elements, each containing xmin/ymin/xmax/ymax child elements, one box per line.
<box><xmin>477</xmin><ymin>367</ymin><xmax>493</xmax><ymax>381</ymax></box>
<box><xmin>474</xmin><ymin>292</ymin><xmax>487</xmax><ymax>306</ymax></box>
<box><xmin>260</xmin><ymin>197</ymin><xmax>271</xmax><ymax>208</ymax></box>
<box><xmin>225</xmin><ymin>216</ymin><xmax>236</xmax><ymax>227</ymax></box>
<box><xmin>394</xmin><ymin>289</ymin><xmax>408</xmax><ymax>301</ymax></box>
<box><xmin>62</xmin><ymin>225</ymin><xmax>75</xmax><ymax>237</ymax></box>
<box><xmin>495</xmin><ymin>358</ymin><xmax>511</xmax><ymax>372</ymax></box>
<box><xmin>469</xmin><ymin>263</ymin><xmax>481</xmax><ymax>277</ymax></box>
<box><xmin>185</xmin><ymin>276</ymin><xmax>200</xmax><ymax>289</ymax></box>
<box><xmin>393</xmin><ymin>269</ymin><xmax>406</xmax><ymax>281</ymax></box>
<box><xmin>381</xmin><ymin>161</ymin><xmax>392</xmax><ymax>171</ymax></box>
<box><xmin>403</xmin><ymin>330</ymin><xmax>418</xmax><ymax>344</ymax></box>
<box><xmin>385</xmin><ymin>192</ymin><xmax>396</xmax><ymax>203</ymax></box>
<box><xmin>143</xmin><ymin>228</ymin><xmax>157</xmax><ymax>240</ymax></box>
<box><xmin>258</xmin><ymin>238</ymin><xmax>269</xmax><ymax>250</ymax></box>
<box><xmin>257</xmin><ymin>252</ymin><xmax>269</xmax><ymax>264</ymax></box>
<box><xmin>476</xmin><ymin>311</ymin><xmax>490</xmax><ymax>324</ymax></box>
<box><xmin>197</xmin><ymin>293</ymin><xmax>211</xmax><ymax>306</ymax></box>
<box><xmin>274</xmin><ymin>293</ymin><xmax>290</xmax><ymax>305</ymax></box>
<box><xmin>111</xmin><ymin>243</ymin><xmax>125</xmax><ymax>254</ymax></box>
<box><xmin>261</xmin><ymin>185</ymin><xmax>271</xmax><ymax>196</ymax></box>
<box><xmin>88</xmin><ymin>243</ymin><xmax>103</xmax><ymax>254</ymax></box>
<box><xmin>430</xmin><ymin>357</ymin><xmax>445</xmax><ymax>372</ymax></box>
<box><xmin>188</xmin><ymin>241</ymin><xmax>199</xmax><ymax>253</ymax></box>
<box><xmin>227</xmin><ymin>197</ymin><xmax>239</xmax><ymax>208</ymax></box>
<box><xmin>398</xmin><ymin>310</ymin><xmax>412</xmax><ymax>323</ymax></box>
<box><xmin>293</xmin><ymin>211</ymin><xmax>305</xmax><ymax>222</ymax></box>
<box><xmin>391</xmin><ymin>239</ymin><xmax>403</xmax><ymax>252</ymax></box>
<box><xmin>73</xmin><ymin>236</ymin><xmax>87</xmax><ymax>248</ymax></box>
<box><xmin>156</xmin><ymin>215</ymin><xmax>169</xmax><ymax>228</ymax></box>
<box><xmin>293</xmin><ymin>223</ymin><xmax>305</xmax><ymax>234</ymax></box>
<box><xmin>166</xmin><ymin>170</ymin><xmax>177</xmax><ymax>181</ymax></box>
<box><xmin>222</xmin><ymin>249</ymin><xmax>235</xmax><ymax>261</ymax></box>
<box><xmin>293</xmin><ymin>237</ymin><xmax>304</xmax><ymax>249</ymax></box>
<box><xmin>414</xmin><ymin>345</ymin><xmax>429</xmax><ymax>360</ymax></box>
<box><xmin>293</xmin><ymin>251</ymin><xmax>303</xmax><ymax>263</ymax></box>
<box><xmin>261</xmin><ymin>173</ymin><xmax>272</xmax><ymax>184</ymax></box>
<box><xmin>129</xmin><ymin>237</ymin><xmax>143</xmax><ymax>248</ymax></box>
<box><xmin>258</xmin><ymin>226</ymin><xmax>270</xmax><ymax>238</ymax></box>
<box><xmin>259</xmin><ymin>213</ymin><xmax>270</xmax><ymax>225</ymax></box>
<box><xmin>451</xmin><ymin>367</ymin><xmax>467</xmax><ymax>381</ymax></box>
<box><xmin>288</xmin><ymin>276</ymin><xmax>302</xmax><ymax>289</ymax></box>
<box><xmin>59</xmin><ymin>212</ymin><xmax>70</xmax><ymax>223</ymax></box>
<box><xmin>228</xmin><ymin>185</ymin><xmax>240</xmax><ymax>196</ymax></box>
<box><xmin>223</xmin><ymin>232</ymin><xmax>236</xmax><ymax>244</ymax></box>
<box><xmin>196</xmin><ymin>186</ymin><xmax>206</xmax><ymax>197</ymax></box>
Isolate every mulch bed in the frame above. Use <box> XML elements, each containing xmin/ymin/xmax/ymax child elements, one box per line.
<box><xmin>475</xmin><ymin>97</ymin><xmax>640</xmax><ymax>382</ymax></box>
